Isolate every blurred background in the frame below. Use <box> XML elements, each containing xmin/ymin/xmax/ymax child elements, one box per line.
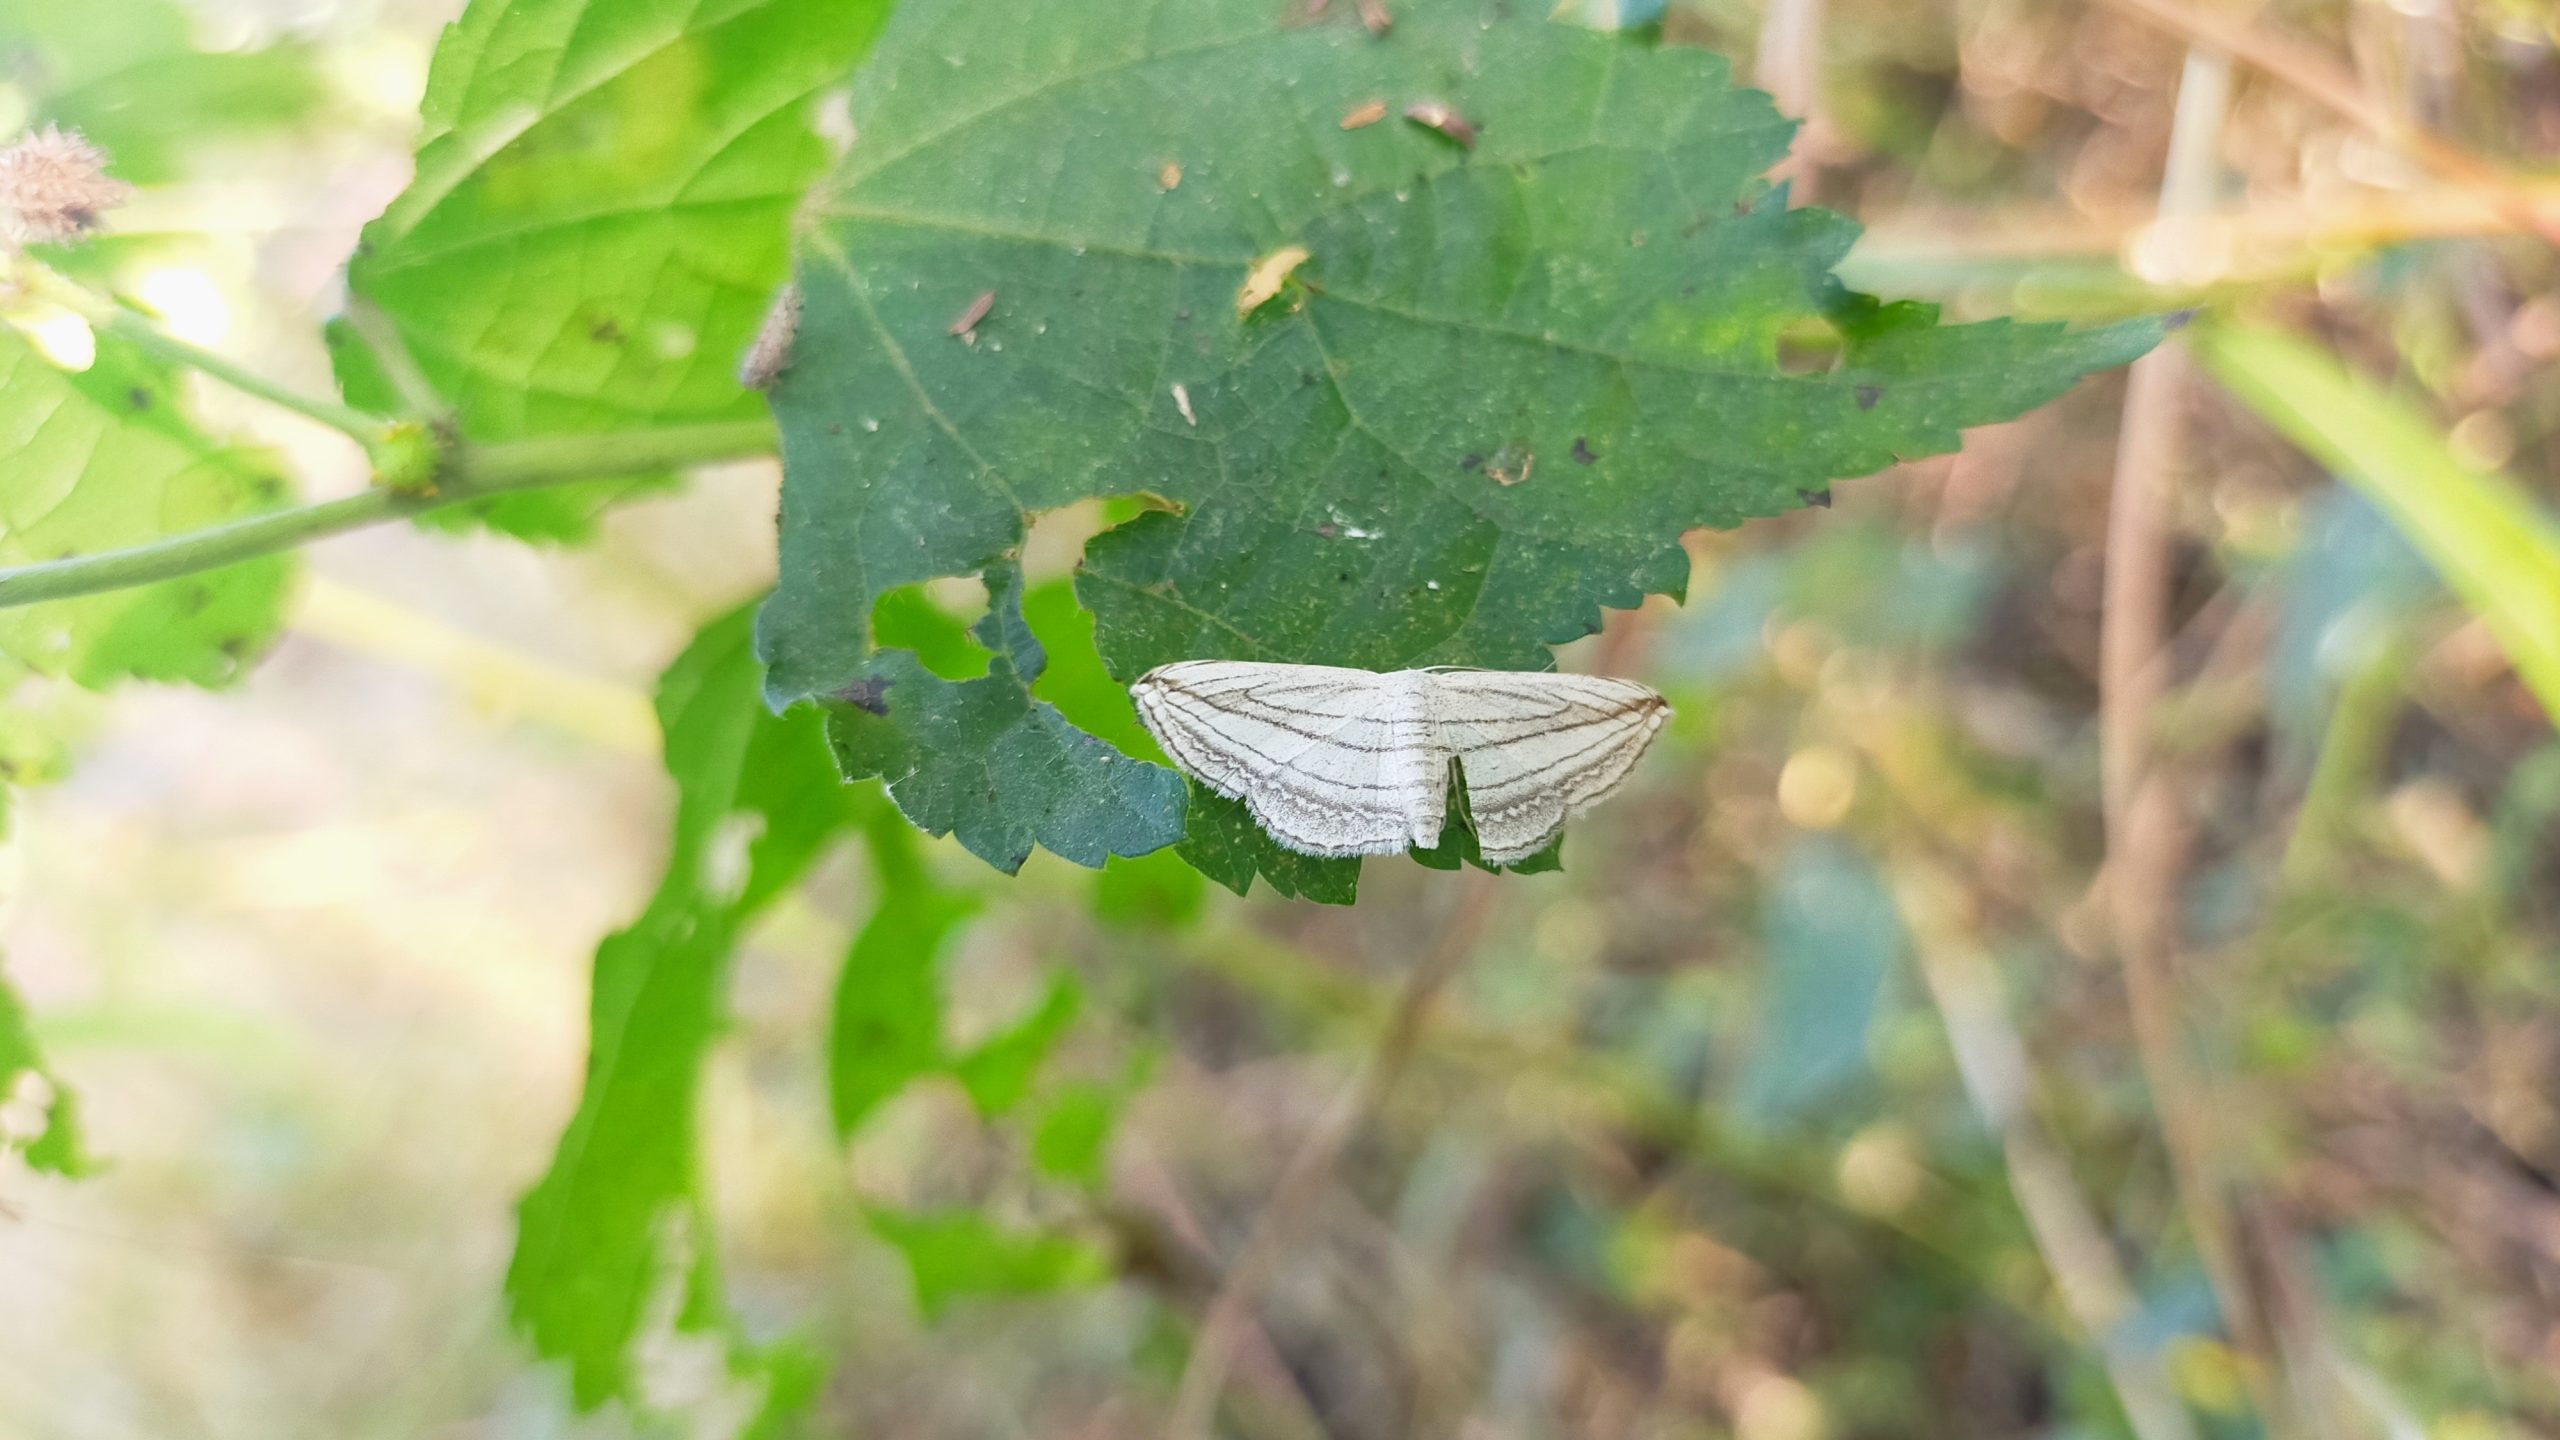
<box><xmin>3</xmin><ymin>0</ymin><xmax>2559</xmax><ymax>1436</ymax></box>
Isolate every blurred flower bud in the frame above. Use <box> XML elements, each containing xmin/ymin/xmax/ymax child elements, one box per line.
<box><xmin>0</xmin><ymin>125</ymin><xmax>133</xmax><ymax>246</ymax></box>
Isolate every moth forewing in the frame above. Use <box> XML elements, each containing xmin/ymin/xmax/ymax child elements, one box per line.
<box><xmin>1132</xmin><ymin>662</ymin><xmax>1668</xmax><ymax>863</ymax></box>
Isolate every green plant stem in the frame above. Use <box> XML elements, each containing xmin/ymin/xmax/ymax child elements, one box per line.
<box><xmin>21</xmin><ymin>266</ymin><xmax>398</xmax><ymax>445</ymax></box>
<box><xmin>99</xmin><ymin>305</ymin><xmax>395</xmax><ymax>444</ymax></box>
<box><xmin>2277</xmin><ymin>617</ymin><xmax>2421</xmax><ymax>891</ymax></box>
<box><xmin>0</xmin><ymin>420</ymin><xmax>777</xmax><ymax>609</ymax></box>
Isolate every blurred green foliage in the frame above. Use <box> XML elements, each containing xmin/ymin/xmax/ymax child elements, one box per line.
<box><xmin>5</xmin><ymin>0</ymin><xmax>2560</xmax><ymax>1436</ymax></box>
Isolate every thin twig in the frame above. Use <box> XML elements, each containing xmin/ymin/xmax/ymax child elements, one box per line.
<box><xmin>20</xmin><ymin>265</ymin><xmax>397</xmax><ymax>445</ymax></box>
<box><xmin>2100</xmin><ymin>46</ymin><xmax>2301</xmax><ymax>1437</ymax></box>
<box><xmin>338</xmin><ymin>295</ymin><xmax>451</xmax><ymax>419</ymax></box>
<box><xmin>1897</xmin><ymin>866</ymin><xmax>2201</xmax><ymax>1440</ymax></box>
<box><xmin>1756</xmin><ymin>0</ymin><xmax>1834</xmax><ymax>199</ymax></box>
<box><xmin>1165</xmin><ymin>870</ymin><xmax>1501</xmax><ymax>1440</ymax></box>
<box><xmin>2093</xmin><ymin>0</ymin><xmax>2559</xmax><ymax>246</ymax></box>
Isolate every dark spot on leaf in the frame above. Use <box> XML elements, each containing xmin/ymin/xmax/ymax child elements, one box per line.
<box><xmin>836</xmin><ymin>676</ymin><xmax>892</xmax><ymax>715</ymax></box>
<box><xmin>1459</xmin><ymin>454</ymin><xmax>1484</xmax><ymax>472</ymax></box>
<box><xmin>2166</xmin><ymin>308</ymin><xmax>2199</xmax><ymax>331</ymax></box>
<box><xmin>126</xmin><ymin>387</ymin><xmax>152</xmax><ymax>411</ymax></box>
<box><xmin>1338</xmin><ymin>572</ymin><xmax>1352</xmax><ymax>582</ymax></box>
<box><xmin>1300</xmin><ymin>370</ymin><xmax>1318</xmax><ymax>387</ymax></box>
<box><xmin>1855</xmin><ymin>385</ymin><xmax>1881</xmax><ymax>410</ymax></box>
<box><xmin>1799</xmin><ymin>488</ymin><xmax>1833</xmax><ymax>508</ymax></box>
<box><xmin>1572</xmin><ymin>437</ymin><xmax>1597</xmax><ymax>465</ymax></box>
<box><xmin>590</xmin><ymin>319</ymin><xmax>625</xmax><ymax>345</ymax></box>
<box><xmin>218</xmin><ymin>635</ymin><xmax>248</xmax><ymax>658</ymax></box>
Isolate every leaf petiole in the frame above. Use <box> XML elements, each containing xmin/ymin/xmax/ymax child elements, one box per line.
<box><xmin>14</xmin><ymin>263</ymin><xmax>400</xmax><ymax>447</ymax></box>
<box><xmin>0</xmin><ymin>419</ymin><xmax>778</xmax><ymax>609</ymax></box>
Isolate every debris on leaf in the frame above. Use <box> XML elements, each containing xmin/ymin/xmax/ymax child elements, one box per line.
<box><xmin>1403</xmin><ymin>101</ymin><xmax>1476</xmax><ymax>149</ymax></box>
<box><xmin>1236</xmin><ymin>245</ymin><xmax>1312</xmax><ymax>316</ymax></box>
<box><xmin>1340</xmin><ymin>100</ymin><xmax>1389</xmax><ymax>130</ymax></box>
<box><xmin>1355</xmin><ymin>0</ymin><xmax>1393</xmax><ymax>34</ymax></box>
<box><xmin>1159</xmin><ymin>162</ymin><xmax>1182</xmax><ymax>191</ymax></box>
<box><xmin>1171</xmin><ymin>383</ymin><xmax>1197</xmax><ymax>426</ymax></box>
<box><xmin>949</xmin><ymin>289</ymin><xmax>996</xmax><ymax>342</ymax></box>
<box><xmin>1484</xmin><ymin>445</ymin><xmax>1535</xmax><ymax>486</ymax></box>
<box><xmin>737</xmin><ymin>284</ymin><xmax>803</xmax><ymax>390</ymax></box>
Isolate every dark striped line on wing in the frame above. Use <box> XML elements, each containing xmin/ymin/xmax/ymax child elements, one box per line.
<box><xmin>1145</xmin><ymin>692</ymin><xmax>1417</xmax><ymax>821</ymax></box>
<box><xmin>1453</xmin><ymin>706</ymin><xmax>1664</xmax><ymax>803</ymax></box>
<box><xmin>1155</xmin><ymin>686</ymin><xmax>1430</xmax><ymax>760</ymax></box>
<box><xmin>1435</xmin><ymin>701</ymin><xmax>1658</xmax><ymax>759</ymax></box>
<box><xmin>1470</xmin><ymin>713</ymin><xmax>1666</xmax><ymax>819</ymax></box>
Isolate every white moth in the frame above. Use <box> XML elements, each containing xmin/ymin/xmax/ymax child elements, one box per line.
<box><xmin>1131</xmin><ymin>660</ymin><xmax>1670</xmax><ymax>864</ymax></box>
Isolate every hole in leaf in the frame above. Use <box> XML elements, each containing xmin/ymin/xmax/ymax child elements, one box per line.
<box><xmin>1775</xmin><ymin>316</ymin><xmax>1844</xmax><ymax>375</ymax></box>
<box><xmin>872</xmin><ymin>583</ymin><xmax>992</xmax><ymax>679</ymax></box>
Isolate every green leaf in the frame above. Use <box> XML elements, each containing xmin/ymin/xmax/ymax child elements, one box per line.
<box><xmin>1</xmin><ymin>0</ymin><xmax>326</xmax><ymax>185</ymax></box>
<box><xmin>828</xmin><ymin>806</ymin><xmax>977</xmax><ymax>1137</ymax></box>
<box><xmin>507</xmin><ymin>602</ymin><xmax>850</xmax><ymax>1410</ymax></box>
<box><xmin>825</xmin><ymin>562</ymin><xmax>1188</xmax><ymax>873</ymax></box>
<box><xmin>1735</xmin><ymin>837</ymin><xmax>1900</xmax><ymax>1126</ymax></box>
<box><xmin>1172</xmin><ymin>783</ymin><xmax>1363</xmax><ymax>905</ymax></box>
<box><xmin>950</xmin><ymin>973</ymin><xmax>1081</xmax><ymax>1118</ymax></box>
<box><xmin>1028</xmin><ymin>1081</ymin><xmax>1123</xmax><ymax>1189</ymax></box>
<box><xmin>735</xmin><ymin>1336</ymin><xmax>828</xmax><ymax>1440</ymax></box>
<box><xmin>0</xmin><ymin>325</ymin><xmax>290</xmax><ymax>690</ymax></box>
<box><xmin>870</xmin><ymin>583</ymin><xmax>993</xmax><ymax>680</ymax></box>
<box><xmin>1021</xmin><ymin>576</ymin><xmax>1155</xmax><ymax>757</ymax></box>
<box><xmin>2195</xmin><ymin>321</ymin><xmax>2560</xmax><ymax>724</ymax></box>
<box><xmin>864</xmin><ymin>1207</ymin><xmax>1110</xmax><ymax>1322</ymax></box>
<box><xmin>827</xmin><ymin>803</ymin><xmax>1085</xmax><ymax>1133</ymax></box>
<box><xmin>757</xmin><ymin>0</ymin><xmax>2162</xmax><ymax>895</ymax></box>
<box><xmin>332</xmin><ymin>0</ymin><xmax>892</xmax><ymax>539</ymax></box>
<box><xmin>1090</xmin><ymin>848</ymin><xmax>1208</xmax><ymax>930</ymax></box>
<box><xmin>0</xmin><ymin>960</ymin><xmax>96</xmax><ymax>1178</ymax></box>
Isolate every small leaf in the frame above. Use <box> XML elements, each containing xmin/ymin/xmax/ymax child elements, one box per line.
<box><xmin>829</xmin><ymin>808</ymin><xmax>977</xmax><ymax>1137</ymax></box>
<box><xmin>508</xmin><ymin>603</ymin><xmax>852</xmax><ymax>1410</ymax></box>
<box><xmin>735</xmin><ymin>1337</ymin><xmax>829</xmax><ymax>1440</ymax></box>
<box><xmin>1736</xmin><ymin>837</ymin><xmax>1901</xmax><ymax>1126</ymax></box>
<box><xmin>0</xmin><ymin>960</ymin><xmax>95</xmax><ymax>1177</ymax></box>
<box><xmin>950</xmin><ymin>974</ymin><xmax>1081</xmax><ymax>1118</ymax></box>
<box><xmin>333</xmin><ymin>0</ymin><xmax>893</xmax><ymax>539</ymax></box>
<box><xmin>1029</xmin><ymin>1080</ymin><xmax>1125</xmax><ymax>1189</ymax></box>
<box><xmin>1091</xmin><ymin>848</ymin><xmax>1208</xmax><ymax>930</ymax></box>
<box><xmin>757</xmin><ymin>0</ymin><xmax>2160</xmax><ymax>897</ymax></box>
<box><xmin>865</xmin><ymin>1207</ymin><xmax>1110</xmax><ymax>1322</ymax></box>
<box><xmin>0</xmin><ymin>326</ymin><xmax>290</xmax><ymax>691</ymax></box>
